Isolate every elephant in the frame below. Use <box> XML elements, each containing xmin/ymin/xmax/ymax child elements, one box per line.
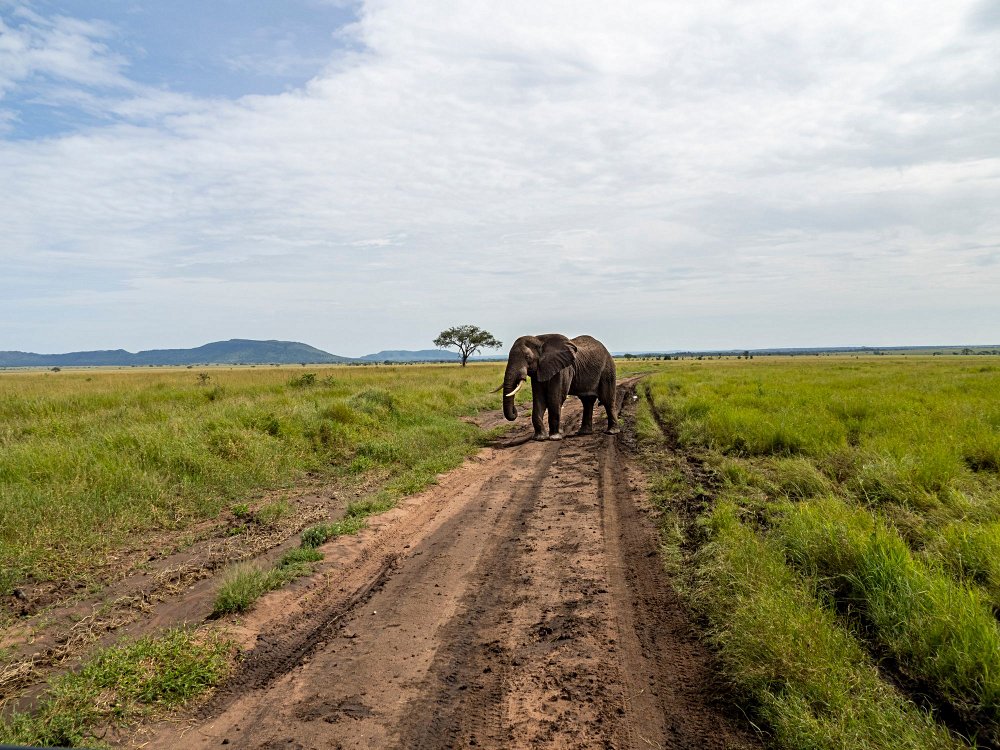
<box><xmin>499</xmin><ymin>333</ymin><xmax>619</xmax><ymax>441</ymax></box>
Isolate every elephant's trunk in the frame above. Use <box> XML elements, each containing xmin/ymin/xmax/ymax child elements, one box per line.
<box><xmin>502</xmin><ymin>366</ymin><xmax>525</xmax><ymax>421</ymax></box>
<box><xmin>503</xmin><ymin>394</ymin><xmax>517</xmax><ymax>421</ymax></box>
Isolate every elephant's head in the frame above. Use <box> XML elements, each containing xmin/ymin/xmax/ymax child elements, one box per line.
<box><xmin>500</xmin><ymin>334</ymin><xmax>578</xmax><ymax>421</ymax></box>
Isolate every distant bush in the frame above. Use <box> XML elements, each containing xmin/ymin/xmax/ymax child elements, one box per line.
<box><xmin>350</xmin><ymin>388</ymin><xmax>396</xmax><ymax>413</ymax></box>
<box><xmin>287</xmin><ymin>373</ymin><xmax>317</xmax><ymax>388</ymax></box>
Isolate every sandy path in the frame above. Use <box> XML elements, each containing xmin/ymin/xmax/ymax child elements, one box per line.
<box><xmin>135</xmin><ymin>383</ymin><xmax>759</xmax><ymax>750</ymax></box>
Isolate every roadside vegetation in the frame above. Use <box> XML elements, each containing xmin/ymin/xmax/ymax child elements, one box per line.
<box><xmin>211</xmin><ymin>486</ymin><xmax>405</xmax><ymax>615</ymax></box>
<box><xmin>640</xmin><ymin>357</ymin><xmax>999</xmax><ymax>749</ymax></box>
<box><xmin>0</xmin><ymin>628</ymin><xmax>232</xmax><ymax>747</ymax></box>
<box><xmin>0</xmin><ymin>362</ymin><xmax>525</xmax><ymax>746</ymax></box>
<box><xmin>212</xmin><ymin>547</ymin><xmax>324</xmax><ymax>616</ymax></box>
<box><xmin>0</xmin><ymin>363</ymin><xmax>512</xmax><ymax>599</ymax></box>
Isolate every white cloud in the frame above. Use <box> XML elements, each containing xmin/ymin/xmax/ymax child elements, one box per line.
<box><xmin>1</xmin><ymin>0</ymin><xmax>998</xmax><ymax>354</ymax></box>
<box><xmin>0</xmin><ymin>7</ymin><xmax>131</xmax><ymax>97</ymax></box>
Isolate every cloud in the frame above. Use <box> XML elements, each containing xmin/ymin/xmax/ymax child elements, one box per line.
<box><xmin>1</xmin><ymin>0</ymin><xmax>998</xmax><ymax>354</ymax></box>
<box><xmin>0</xmin><ymin>7</ymin><xmax>132</xmax><ymax>97</ymax></box>
<box><xmin>968</xmin><ymin>0</ymin><xmax>1000</xmax><ymax>31</ymax></box>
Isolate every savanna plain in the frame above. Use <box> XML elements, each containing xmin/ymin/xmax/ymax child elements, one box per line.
<box><xmin>1</xmin><ymin>357</ymin><xmax>999</xmax><ymax>749</ymax></box>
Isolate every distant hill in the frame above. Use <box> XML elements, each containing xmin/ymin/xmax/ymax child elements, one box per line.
<box><xmin>358</xmin><ymin>349</ymin><xmax>461</xmax><ymax>362</ymax></box>
<box><xmin>0</xmin><ymin>339</ymin><xmax>351</xmax><ymax>367</ymax></box>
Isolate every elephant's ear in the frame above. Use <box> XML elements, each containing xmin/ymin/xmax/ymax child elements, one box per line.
<box><xmin>537</xmin><ymin>338</ymin><xmax>578</xmax><ymax>381</ymax></box>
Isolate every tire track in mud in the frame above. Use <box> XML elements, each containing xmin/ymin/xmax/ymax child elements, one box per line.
<box><xmin>135</xmin><ymin>383</ymin><xmax>760</xmax><ymax>750</ymax></box>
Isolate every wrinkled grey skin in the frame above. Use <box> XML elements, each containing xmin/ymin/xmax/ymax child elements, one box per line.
<box><xmin>501</xmin><ymin>333</ymin><xmax>619</xmax><ymax>441</ymax></box>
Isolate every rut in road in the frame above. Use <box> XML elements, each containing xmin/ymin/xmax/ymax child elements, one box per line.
<box><xmin>136</xmin><ymin>385</ymin><xmax>760</xmax><ymax>750</ymax></box>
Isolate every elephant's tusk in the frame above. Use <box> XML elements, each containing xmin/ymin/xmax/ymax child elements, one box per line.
<box><xmin>490</xmin><ymin>384</ymin><xmax>505</xmax><ymax>393</ymax></box>
<box><xmin>505</xmin><ymin>381</ymin><xmax>524</xmax><ymax>397</ymax></box>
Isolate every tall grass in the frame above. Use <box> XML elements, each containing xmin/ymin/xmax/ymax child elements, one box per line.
<box><xmin>0</xmin><ymin>364</ymin><xmax>512</xmax><ymax>593</ymax></box>
<box><xmin>927</xmin><ymin>521</ymin><xmax>1000</xmax><ymax>607</ymax></box>
<box><xmin>641</xmin><ymin>356</ymin><xmax>999</xmax><ymax>747</ymax></box>
<box><xmin>776</xmin><ymin>496</ymin><xmax>1000</xmax><ymax>730</ymax></box>
<box><xmin>693</xmin><ymin>501</ymin><xmax>964</xmax><ymax>750</ymax></box>
<box><xmin>647</xmin><ymin>358</ymin><xmax>1000</xmax><ymax>538</ymax></box>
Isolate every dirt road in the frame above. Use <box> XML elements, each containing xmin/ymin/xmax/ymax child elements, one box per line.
<box><xmin>136</xmin><ymin>384</ymin><xmax>760</xmax><ymax>749</ymax></box>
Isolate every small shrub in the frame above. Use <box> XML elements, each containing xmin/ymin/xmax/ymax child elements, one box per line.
<box><xmin>300</xmin><ymin>515</ymin><xmax>367</xmax><ymax>548</ymax></box>
<box><xmin>300</xmin><ymin>525</ymin><xmax>329</xmax><ymax>548</ymax></box>
<box><xmin>288</xmin><ymin>373</ymin><xmax>317</xmax><ymax>388</ymax></box>
<box><xmin>231</xmin><ymin>503</ymin><xmax>250</xmax><ymax>519</ymax></box>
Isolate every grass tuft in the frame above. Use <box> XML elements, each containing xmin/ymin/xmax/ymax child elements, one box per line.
<box><xmin>300</xmin><ymin>515</ymin><xmax>367</xmax><ymax>549</ymax></box>
<box><xmin>692</xmin><ymin>501</ymin><xmax>963</xmax><ymax>750</ymax></box>
<box><xmin>0</xmin><ymin>629</ymin><xmax>231</xmax><ymax>748</ymax></box>
<box><xmin>776</xmin><ymin>496</ymin><xmax>1000</xmax><ymax>730</ymax></box>
<box><xmin>212</xmin><ymin>547</ymin><xmax>324</xmax><ymax>616</ymax></box>
<box><xmin>212</xmin><ymin>563</ymin><xmax>280</xmax><ymax>616</ymax></box>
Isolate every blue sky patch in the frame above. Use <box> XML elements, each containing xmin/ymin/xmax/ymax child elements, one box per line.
<box><xmin>1</xmin><ymin>0</ymin><xmax>359</xmax><ymax>138</ymax></box>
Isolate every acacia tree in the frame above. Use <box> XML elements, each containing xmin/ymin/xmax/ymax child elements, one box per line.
<box><xmin>433</xmin><ymin>325</ymin><xmax>502</xmax><ymax>367</ymax></box>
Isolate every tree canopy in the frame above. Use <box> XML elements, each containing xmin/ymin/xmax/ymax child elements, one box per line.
<box><xmin>433</xmin><ymin>325</ymin><xmax>503</xmax><ymax>367</ymax></box>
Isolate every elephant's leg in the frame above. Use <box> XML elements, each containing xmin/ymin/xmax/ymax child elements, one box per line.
<box><xmin>602</xmin><ymin>378</ymin><xmax>620</xmax><ymax>434</ymax></box>
<box><xmin>531</xmin><ymin>388</ymin><xmax>546</xmax><ymax>440</ymax></box>
<box><xmin>577</xmin><ymin>396</ymin><xmax>597</xmax><ymax>435</ymax></box>
<box><xmin>547</xmin><ymin>392</ymin><xmax>565</xmax><ymax>440</ymax></box>
<box><xmin>548</xmin><ymin>405</ymin><xmax>563</xmax><ymax>440</ymax></box>
<box><xmin>548</xmin><ymin>377</ymin><xmax>574</xmax><ymax>440</ymax></box>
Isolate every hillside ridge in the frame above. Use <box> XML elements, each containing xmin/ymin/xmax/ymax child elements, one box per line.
<box><xmin>0</xmin><ymin>339</ymin><xmax>351</xmax><ymax>367</ymax></box>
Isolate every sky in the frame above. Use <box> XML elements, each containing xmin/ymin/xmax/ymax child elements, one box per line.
<box><xmin>1</xmin><ymin>0</ymin><xmax>998</xmax><ymax>357</ymax></box>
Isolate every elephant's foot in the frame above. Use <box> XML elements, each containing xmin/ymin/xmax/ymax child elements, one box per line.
<box><xmin>549</xmin><ymin>432</ymin><xmax>564</xmax><ymax>441</ymax></box>
<box><xmin>532</xmin><ymin>432</ymin><xmax>547</xmax><ymax>441</ymax></box>
<box><xmin>605</xmin><ymin>426</ymin><xmax>621</xmax><ymax>435</ymax></box>
<box><xmin>576</xmin><ymin>427</ymin><xmax>594</xmax><ymax>436</ymax></box>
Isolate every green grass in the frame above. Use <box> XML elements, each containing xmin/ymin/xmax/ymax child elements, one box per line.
<box><xmin>776</xmin><ymin>496</ymin><xmax>1000</xmax><ymax>728</ymax></box>
<box><xmin>0</xmin><ymin>628</ymin><xmax>231</xmax><ymax>748</ymax></box>
<box><xmin>0</xmin><ymin>363</ymin><xmax>520</xmax><ymax>594</ymax></box>
<box><xmin>300</xmin><ymin>515</ymin><xmax>368</xmax><ymax>549</ymax></box>
<box><xmin>928</xmin><ymin>521</ymin><xmax>1000</xmax><ymax>607</ymax></box>
<box><xmin>640</xmin><ymin>356</ymin><xmax>1000</xmax><ymax>748</ymax></box>
<box><xmin>690</xmin><ymin>501</ymin><xmax>964</xmax><ymax>750</ymax></box>
<box><xmin>212</xmin><ymin>447</ymin><xmax>432</xmax><ymax>617</ymax></box>
<box><xmin>212</xmin><ymin>547</ymin><xmax>325</xmax><ymax>616</ymax></box>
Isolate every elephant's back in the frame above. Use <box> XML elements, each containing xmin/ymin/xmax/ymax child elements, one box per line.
<box><xmin>568</xmin><ymin>335</ymin><xmax>616</xmax><ymax>389</ymax></box>
<box><xmin>570</xmin><ymin>334</ymin><xmax>610</xmax><ymax>353</ymax></box>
